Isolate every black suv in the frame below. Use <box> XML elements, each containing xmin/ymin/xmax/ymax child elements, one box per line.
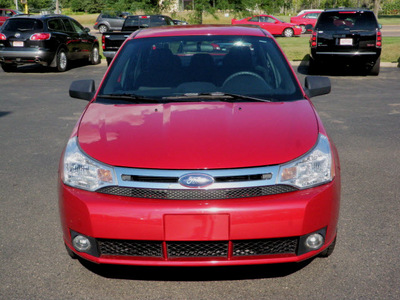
<box><xmin>0</xmin><ymin>14</ymin><xmax>100</xmax><ymax>72</ymax></box>
<box><xmin>310</xmin><ymin>8</ymin><xmax>382</xmax><ymax>75</ymax></box>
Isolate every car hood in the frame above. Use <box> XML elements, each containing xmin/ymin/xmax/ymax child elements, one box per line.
<box><xmin>77</xmin><ymin>100</ymin><xmax>319</xmax><ymax>169</ymax></box>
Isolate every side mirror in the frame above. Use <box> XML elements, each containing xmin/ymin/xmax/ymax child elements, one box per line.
<box><xmin>69</xmin><ymin>80</ymin><xmax>95</xmax><ymax>101</ymax></box>
<box><xmin>84</xmin><ymin>27</ymin><xmax>90</xmax><ymax>33</ymax></box>
<box><xmin>304</xmin><ymin>76</ymin><xmax>331</xmax><ymax>98</ymax></box>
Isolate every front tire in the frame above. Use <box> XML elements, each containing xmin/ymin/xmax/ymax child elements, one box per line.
<box><xmin>65</xmin><ymin>243</ymin><xmax>78</xmax><ymax>259</ymax></box>
<box><xmin>300</xmin><ymin>25</ymin><xmax>307</xmax><ymax>34</ymax></box>
<box><xmin>56</xmin><ymin>49</ymin><xmax>68</xmax><ymax>72</ymax></box>
<box><xmin>283</xmin><ymin>28</ymin><xmax>294</xmax><ymax>37</ymax></box>
<box><xmin>90</xmin><ymin>44</ymin><xmax>101</xmax><ymax>65</ymax></box>
<box><xmin>319</xmin><ymin>236</ymin><xmax>336</xmax><ymax>258</ymax></box>
<box><xmin>98</xmin><ymin>25</ymin><xmax>108</xmax><ymax>34</ymax></box>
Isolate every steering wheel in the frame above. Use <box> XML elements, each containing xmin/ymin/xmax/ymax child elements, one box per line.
<box><xmin>223</xmin><ymin>71</ymin><xmax>265</xmax><ymax>87</ymax></box>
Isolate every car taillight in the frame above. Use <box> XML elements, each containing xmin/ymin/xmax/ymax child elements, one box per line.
<box><xmin>311</xmin><ymin>31</ymin><xmax>317</xmax><ymax>48</ymax></box>
<box><xmin>376</xmin><ymin>30</ymin><xmax>382</xmax><ymax>48</ymax></box>
<box><xmin>140</xmin><ymin>16</ymin><xmax>150</xmax><ymax>19</ymax></box>
<box><xmin>102</xmin><ymin>35</ymin><xmax>105</xmax><ymax>50</ymax></box>
<box><xmin>0</xmin><ymin>33</ymin><xmax>6</xmax><ymax>40</ymax></box>
<box><xmin>30</xmin><ymin>33</ymin><xmax>51</xmax><ymax>40</ymax></box>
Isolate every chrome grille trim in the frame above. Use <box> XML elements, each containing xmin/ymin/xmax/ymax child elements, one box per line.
<box><xmin>113</xmin><ymin>166</ymin><xmax>281</xmax><ymax>190</ymax></box>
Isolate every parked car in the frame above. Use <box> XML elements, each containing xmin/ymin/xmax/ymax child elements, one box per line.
<box><xmin>290</xmin><ymin>10</ymin><xmax>322</xmax><ymax>33</ymax></box>
<box><xmin>173</xmin><ymin>19</ymin><xmax>188</xmax><ymax>25</ymax></box>
<box><xmin>102</xmin><ymin>14</ymin><xmax>174</xmax><ymax>65</ymax></box>
<box><xmin>309</xmin><ymin>8</ymin><xmax>382</xmax><ymax>75</ymax></box>
<box><xmin>297</xmin><ymin>9</ymin><xmax>323</xmax><ymax>16</ymax></box>
<box><xmin>0</xmin><ymin>8</ymin><xmax>22</xmax><ymax>26</ymax></box>
<box><xmin>61</xmin><ymin>24</ymin><xmax>340</xmax><ymax>267</ymax></box>
<box><xmin>0</xmin><ymin>14</ymin><xmax>100</xmax><ymax>72</ymax></box>
<box><xmin>94</xmin><ymin>11</ymin><xmax>131</xmax><ymax>33</ymax></box>
<box><xmin>231</xmin><ymin>15</ymin><xmax>302</xmax><ymax>37</ymax></box>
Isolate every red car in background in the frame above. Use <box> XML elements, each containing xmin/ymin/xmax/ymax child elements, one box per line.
<box><xmin>0</xmin><ymin>8</ymin><xmax>21</xmax><ymax>26</ymax></box>
<box><xmin>232</xmin><ymin>15</ymin><xmax>302</xmax><ymax>37</ymax></box>
<box><xmin>290</xmin><ymin>10</ymin><xmax>323</xmax><ymax>33</ymax></box>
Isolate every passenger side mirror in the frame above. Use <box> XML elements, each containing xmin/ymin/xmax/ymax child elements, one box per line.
<box><xmin>69</xmin><ymin>80</ymin><xmax>96</xmax><ymax>101</ymax></box>
<box><xmin>304</xmin><ymin>76</ymin><xmax>331</xmax><ymax>98</ymax></box>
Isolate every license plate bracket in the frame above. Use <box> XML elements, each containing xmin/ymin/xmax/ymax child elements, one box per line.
<box><xmin>13</xmin><ymin>41</ymin><xmax>24</xmax><ymax>47</ymax></box>
<box><xmin>339</xmin><ymin>38</ymin><xmax>353</xmax><ymax>46</ymax></box>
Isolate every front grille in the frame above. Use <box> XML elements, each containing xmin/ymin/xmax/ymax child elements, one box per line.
<box><xmin>121</xmin><ymin>173</ymin><xmax>272</xmax><ymax>183</ymax></box>
<box><xmin>233</xmin><ymin>238</ymin><xmax>298</xmax><ymax>256</ymax></box>
<box><xmin>96</xmin><ymin>185</ymin><xmax>298</xmax><ymax>200</ymax></box>
<box><xmin>167</xmin><ymin>241</ymin><xmax>228</xmax><ymax>258</ymax></box>
<box><xmin>96</xmin><ymin>238</ymin><xmax>299</xmax><ymax>258</ymax></box>
<box><xmin>98</xmin><ymin>239</ymin><xmax>163</xmax><ymax>257</ymax></box>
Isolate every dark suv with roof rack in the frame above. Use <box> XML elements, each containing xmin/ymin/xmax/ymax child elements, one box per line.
<box><xmin>309</xmin><ymin>8</ymin><xmax>382</xmax><ymax>75</ymax></box>
<box><xmin>0</xmin><ymin>14</ymin><xmax>100</xmax><ymax>72</ymax></box>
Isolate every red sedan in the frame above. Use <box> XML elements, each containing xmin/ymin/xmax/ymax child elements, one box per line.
<box><xmin>290</xmin><ymin>10</ymin><xmax>323</xmax><ymax>33</ymax></box>
<box><xmin>231</xmin><ymin>15</ymin><xmax>302</xmax><ymax>37</ymax></box>
<box><xmin>60</xmin><ymin>25</ymin><xmax>340</xmax><ymax>267</ymax></box>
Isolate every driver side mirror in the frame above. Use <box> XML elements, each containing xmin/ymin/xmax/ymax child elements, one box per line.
<box><xmin>304</xmin><ymin>76</ymin><xmax>331</xmax><ymax>98</ymax></box>
<box><xmin>69</xmin><ymin>80</ymin><xmax>96</xmax><ymax>101</ymax></box>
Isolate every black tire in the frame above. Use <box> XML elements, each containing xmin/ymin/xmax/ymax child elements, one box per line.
<box><xmin>308</xmin><ymin>57</ymin><xmax>319</xmax><ymax>75</ymax></box>
<box><xmin>98</xmin><ymin>24</ymin><xmax>108</xmax><ymax>34</ymax></box>
<box><xmin>90</xmin><ymin>44</ymin><xmax>101</xmax><ymax>65</ymax></box>
<box><xmin>1</xmin><ymin>63</ymin><xmax>17</xmax><ymax>72</ymax></box>
<box><xmin>106</xmin><ymin>57</ymin><xmax>112</xmax><ymax>66</ymax></box>
<box><xmin>56</xmin><ymin>49</ymin><xmax>68</xmax><ymax>72</ymax></box>
<box><xmin>65</xmin><ymin>243</ymin><xmax>78</xmax><ymax>259</ymax></box>
<box><xmin>319</xmin><ymin>236</ymin><xmax>336</xmax><ymax>258</ymax></box>
<box><xmin>369</xmin><ymin>57</ymin><xmax>380</xmax><ymax>76</ymax></box>
<box><xmin>283</xmin><ymin>28</ymin><xmax>294</xmax><ymax>37</ymax></box>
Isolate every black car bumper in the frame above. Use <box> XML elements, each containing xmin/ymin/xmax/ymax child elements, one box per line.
<box><xmin>311</xmin><ymin>49</ymin><xmax>381</xmax><ymax>65</ymax></box>
<box><xmin>0</xmin><ymin>47</ymin><xmax>56</xmax><ymax>66</ymax></box>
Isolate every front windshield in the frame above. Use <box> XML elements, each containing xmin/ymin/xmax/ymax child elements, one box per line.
<box><xmin>99</xmin><ymin>35</ymin><xmax>303</xmax><ymax>102</ymax></box>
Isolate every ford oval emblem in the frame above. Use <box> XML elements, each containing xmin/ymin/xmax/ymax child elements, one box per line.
<box><xmin>179</xmin><ymin>173</ymin><xmax>214</xmax><ymax>188</ymax></box>
<box><xmin>15</xmin><ymin>33</ymin><xmax>21</xmax><ymax>38</ymax></box>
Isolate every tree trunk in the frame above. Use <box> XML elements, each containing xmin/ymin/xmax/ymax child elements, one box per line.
<box><xmin>373</xmin><ymin>0</ymin><xmax>380</xmax><ymax>17</ymax></box>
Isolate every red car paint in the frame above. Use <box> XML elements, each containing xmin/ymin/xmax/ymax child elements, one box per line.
<box><xmin>290</xmin><ymin>11</ymin><xmax>323</xmax><ymax>33</ymax></box>
<box><xmin>59</xmin><ymin>25</ymin><xmax>340</xmax><ymax>267</ymax></box>
<box><xmin>231</xmin><ymin>15</ymin><xmax>302</xmax><ymax>36</ymax></box>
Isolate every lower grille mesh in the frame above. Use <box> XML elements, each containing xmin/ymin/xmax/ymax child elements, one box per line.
<box><xmin>167</xmin><ymin>241</ymin><xmax>228</xmax><ymax>258</ymax></box>
<box><xmin>233</xmin><ymin>238</ymin><xmax>298</xmax><ymax>256</ymax></box>
<box><xmin>97</xmin><ymin>185</ymin><xmax>298</xmax><ymax>200</ymax></box>
<box><xmin>98</xmin><ymin>240</ymin><xmax>163</xmax><ymax>257</ymax></box>
<box><xmin>96</xmin><ymin>238</ymin><xmax>298</xmax><ymax>258</ymax></box>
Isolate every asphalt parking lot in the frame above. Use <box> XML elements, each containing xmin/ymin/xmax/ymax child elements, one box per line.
<box><xmin>1</xmin><ymin>62</ymin><xmax>399</xmax><ymax>299</ymax></box>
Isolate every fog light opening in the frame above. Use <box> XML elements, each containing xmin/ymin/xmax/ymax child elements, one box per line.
<box><xmin>72</xmin><ymin>235</ymin><xmax>91</xmax><ymax>252</ymax></box>
<box><xmin>305</xmin><ymin>233</ymin><xmax>324</xmax><ymax>251</ymax></box>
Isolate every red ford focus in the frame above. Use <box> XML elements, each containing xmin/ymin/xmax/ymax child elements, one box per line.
<box><xmin>59</xmin><ymin>25</ymin><xmax>340</xmax><ymax>267</ymax></box>
<box><xmin>231</xmin><ymin>15</ymin><xmax>302</xmax><ymax>37</ymax></box>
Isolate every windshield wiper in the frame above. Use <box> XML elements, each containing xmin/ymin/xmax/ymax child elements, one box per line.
<box><xmin>97</xmin><ymin>93</ymin><xmax>162</xmax><ymax>103</ymax></box>
<box><xmin>163</xmin><ymin>92</ymin><xmax>275</xmax><ymax>102</ymax></box>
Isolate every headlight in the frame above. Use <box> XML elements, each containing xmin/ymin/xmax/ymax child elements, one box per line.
<box><xmin>277</xmin><ymin>134</ymin><xmax>334</xmax><ymax>189</ymax></box>
<box><xmin>62</xmin><ymin>137</ymin><xmax>116</xmax><ymax>191</ymax></box>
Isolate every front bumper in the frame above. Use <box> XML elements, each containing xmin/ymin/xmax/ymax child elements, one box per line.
<box><xmin>59</xmin><ymin>175</ymin><xmax>340</xmax><ymax>266</ymax></box>
<box><xmin>0</xmin><ymin>47</ymin><xmax>55</xmax><ymax>65</ymax></box>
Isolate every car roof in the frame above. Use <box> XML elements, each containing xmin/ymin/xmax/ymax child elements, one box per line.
<box><xmin>10</xmin><ymin>14</ymin><xmax>71</xmax><ymax>20</ymax></box>
<box><xmin>133</xmin><ymin>24</ymin><xmax>271</xmax><ymax>39</ymax></box>
<box><xmin>323</xmin><ymin>8</ymin><xmax>373</xmax><ymax>12</ymax></box>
